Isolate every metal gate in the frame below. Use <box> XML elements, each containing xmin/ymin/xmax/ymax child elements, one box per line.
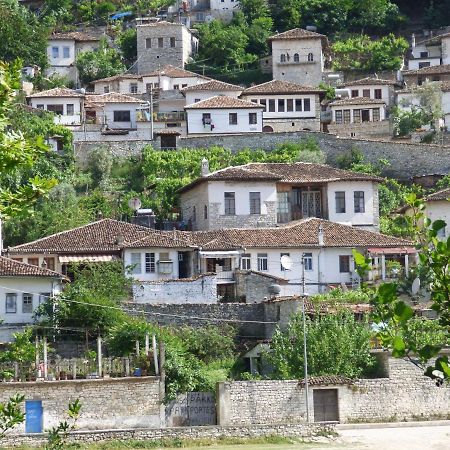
<box><xmin>313</xmin><ymin>389</ymin><xmax>339</xmax><ymax>422</ymax></box>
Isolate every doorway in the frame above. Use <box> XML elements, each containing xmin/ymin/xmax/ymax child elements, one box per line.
<box><xmin>178</xmin><ymin>252</ymin><xmax>190</xmax><ymax>278</ymax></box>
<box><xmin>313</xmin><ymin>389</ymin><xmax>339</xmax><ymax>422</ymax></box>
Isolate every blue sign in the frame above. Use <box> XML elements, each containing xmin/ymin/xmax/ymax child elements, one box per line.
<box><xmin>25</xmin><ymin>400</ymin><xmax>43</xmax><ymax>433</ymax></box>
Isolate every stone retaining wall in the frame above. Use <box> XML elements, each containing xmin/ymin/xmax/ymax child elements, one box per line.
<box><xmin>1</xmin><ymin>422</ymin><xmax>335</xmax><ymax>448</ymax></box>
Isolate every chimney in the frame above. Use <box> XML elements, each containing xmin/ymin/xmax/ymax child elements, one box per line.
<box><xmin>201</xmin><ymin>158</ymin><xmax>209</xmax><ymax>177</ymax></box>
<box><xmin>318</xmin><ymin>224</ymin><xmax>324</xmax><ymax>246</ymax></box>
<box><xmin>115</xmin><ymin>235</ymin><xmax>125</xmax><ymax>246</ymax></box>
<box><xmin>411</xmin><ymin>33</ymin><xmax>416</xmax><ymax>48</ymax></box>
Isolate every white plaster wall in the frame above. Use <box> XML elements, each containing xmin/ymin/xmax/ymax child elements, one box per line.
<box><xmin>210</xmin><ymin>0</ymin><xmax>239</xmax><ymax>21</ymax></box>
<box><xmin>327</xmin><ymin>181</ymin><xmax>377</xmax><ymax>228</ymax></box>
<box><xmin>409</xmin><ymin>43</ymin><xmax>442</xmax><ymax>70</ymax></box>
<box><xmin>119</xmin><ymin>79</ymin><xmax>145</xmax><ymax>95</ymax></box>
<box><xmin>185</xmin><ymin>90</ymin><xmax>241</xmax><ymax>105</ymax></box>
<box><xmin>331</xmin><ymin>104</ymin><xmax>386</xmax><ymax>123</ymax></box>
<box><xmin>29</xmin><ymin>97</ymin><xmax>82</xmax><ymax>125</ymax></box>
<box><xmin>442</xmin><ymin>91</ymin><xmax>450</xmax><ymax>126</ymax></box>
<box><xmin>208</xmin><ymin>181</ymin><xmax>277</xmax><ymax>215</ymax></box>
<box><xmin>343</xmin><ymin>85</ymin><xmax>391</xmax><ymax>104</ymax></box>
<box><xmin>102</xmin><ymin>103</ymin><xmax>138</xmax><ymax>129</ymax></box>
<box><xmin>187</xmin><ymin>108</ymin><xmax>263</xmax><ymax>134</ymax></box>
<box><xmin>426</xmin><ymin>200</ymin><xmax>450</xmax><ymax>237</ymax></box>
<box><xmin>47</xmin><ymin>39</ymin><xmax>75</xmax><ymax>67</ymax></box>
<box><xmin>0</xmin><ymin>277</ymin><xmax>63</xmax><ymax>325</ymax></box>
<box><xmin>442</xmin><ymin>37</ymin><xmax>450</xmax><ymax>65</ymax></box>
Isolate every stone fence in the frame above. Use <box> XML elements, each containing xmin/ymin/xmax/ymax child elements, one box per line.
<box><xmin>1</xmin><ymin>422</ymin><xmax>335</xmax><ymax>448</ymax></box>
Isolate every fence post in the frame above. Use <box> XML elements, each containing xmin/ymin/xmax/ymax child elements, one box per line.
<box><xmin>135</xmin><ymin>340</ymin><xmax>140</xmax><ymax>356</ymax></box>
<box><xmin>72</xmin><ymin>359</ymin><xmax>77</xmax><ymax>380</ymax></box>
<box><xmin>14</xmin><ymin>362</ymin><xmax>19</xmax><ymax>381</ymax></box>
<box><xmin>125</xmin><ymin>357</ymin><xmax>130</xmax><ymax>377</ymax></box>
<box><xmin>43</xmin><ymin>337</ymin><xmax>48</xmax><ymax>380</ymax></box>
<box><xmin>159</xmin><ymin>341</ymin><xmax>165</xmax><ymax>401</ymax></box>
<box><xmin>145</xmin><ymin>332</ymin><xmax>150</xmax><ymax>356</ymax></box>
<box><xmin>153</xmin><ymin>335</ymin><xmax>159</xmax><ymax>376</ymax></box>
<box><xmin>97</xmin><ymin>336</ymin><xmax>102</xmax><ymax>378</ymax></box>
<box><xmin>35</xmin><ymin>335</ymin><xmax>40</xmax><ymax>379</ymax></box>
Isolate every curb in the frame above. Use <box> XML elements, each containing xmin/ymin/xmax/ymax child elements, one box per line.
<box><xmin>337</xmin><ymin>420</ymin><xmax>450</xmax><ymax>430</ymax></box>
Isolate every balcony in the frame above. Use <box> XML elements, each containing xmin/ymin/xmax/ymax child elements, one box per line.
<box><xmin>216</xmin><ymin>270</ymin><xmax>235</xmax><ymax>284</ymax></box>
<box><xmin>137</xmin><ymin>112</ymin><xmax>186</xmax><ymax>123</ymax></box>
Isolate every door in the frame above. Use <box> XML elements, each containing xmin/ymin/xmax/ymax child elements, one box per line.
<box><xmin>302</xmin><ymin>191</ymin><xmax>321</xmax><ymax>218</ymax></box>
<box><xmin>362</xmin><ymin>109</ymin><xmax>370</xmax><ymax>122</ymax></box>
<box><xmin>313</xmin><ymin>389</ymin><xmax>339</xmax><ymax>422</ymax></box>
<box><xmin>25</xmin><ymin>400</ymin><xmax>43</xmax><ymax>433</ymax></box>
<box><xmin>178</xmin><ymin>252</ymin><xmax>190</xmax><ymax>278</ymax></box>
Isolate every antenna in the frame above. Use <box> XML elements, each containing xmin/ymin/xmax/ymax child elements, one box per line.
<box><xmin>280</xmin><ymin>255</ymin><xmax>293</xmax><ymax>271</ymax></box>
<box><xmin>128</xmin><ymin>197</ymin><xmax>142</xmax><ymax>212</ymax></box>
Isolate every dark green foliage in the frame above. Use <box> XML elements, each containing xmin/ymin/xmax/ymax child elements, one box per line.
<box><xmin>0</xmin><ymin>395</ymin><xmax>25</xmax><ymax>438</ymax></box>
<box><xmin>117</xmin><ymin>28</ymin><xmax>137</xmax><ymax>66</ymax></box>
<box><xmin>45</xmin><ymin>399</ymin><xmax>81</xmax><ymax>450</ymax></box>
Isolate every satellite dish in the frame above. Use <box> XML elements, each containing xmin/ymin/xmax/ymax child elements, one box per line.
<box><xmin>280</xmin><ymin>255</ymin><xmax>293</xmax><ymax>271</ymax></box>
<box><xmin>128</xmin><ymin>197</ymin><xmax>142</xmax><ymax>211</ymax></box>
<box><xmin>411</xmin><ymin>277</ymin><xmax>421</xmax><ymax>295</ymax></box>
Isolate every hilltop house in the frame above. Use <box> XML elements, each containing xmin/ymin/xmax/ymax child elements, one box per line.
<box><xmin>268</xmin><ymin>28</ymin><xmax>328</xmax><ymax>86</ymax></box>
<box><xmin>408</xmin><ymin>32</ymin><xmax>450</xmax><ymax>70</ymax></box>
<box><xmin>240</xmin><ymin>80</ymin><xmax>324</xmax><ymax>132</ymax></box>
<box><xmin>338</xmin><ymin>78</ymin><xmax>399</xmax><ymax>108</ymax></box>
<box><xmin>182</xmin><ymin>80</ymin><xmax>243</xmax><ymax>105</ymax></box>
<box><xmin>179</xmin><ymin>162</ymin><xmax>381</xmax><ymax>232</ymax></box>
<box><xmin>403</xmin><ymin>64</ymin><xmax>450</xmax><ymax>86</ymax></box>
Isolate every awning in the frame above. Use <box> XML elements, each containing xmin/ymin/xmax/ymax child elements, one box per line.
<box><xmin>367</xmin><ymin>247</ymin><xmax>417</xmax><ymax>255</ymax></box>
<box><xmin>199</xmin><ymin>251</ymin><xmax>240</xmax><ymax>259</ymax></box>
<box><xmin>59</xmin><ymin>255</ymin><xmax>117</xmax><ymax>263</ymax></box>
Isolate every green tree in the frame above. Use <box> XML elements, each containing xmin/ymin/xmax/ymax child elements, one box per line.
<box><xmin>0</xmin><ymin>395</ymin><xmax>25</xmax><ymax>438</ymax></box>
<box><xmin>76</xmin><ymin>38</ymin><xmax>125</xmax><ymax>85</ymax></box>
<box><xmin>0</xmin><ymin>0</ymin><xmax>50</xmax><ymax>68</ymax></box>
<box><xmin>391</xmin><ymin>106</ymin><xmax>432</xmax><ymax>137</ymax></box>
<box><xmin>45</xmin><ymin>400</ymin><xmax>81</xmax><ymax>450</ymax></box>
<box><xmin>239</xmin><ymin>0</ymin><xmax>271</xmax><ymax>23</ymax></box>
<box><xmin>268</xmin><ymin>310</ymin><xmax>375</xmax><ymax>379</ymax></box>
<box><xmin>117</xmin><ymin>28</ymin><xmax>137</xmax><ymax>66</ymax></box>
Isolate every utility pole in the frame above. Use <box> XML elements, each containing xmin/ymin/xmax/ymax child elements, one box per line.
<box><xmin>150</xmin><ymin>86</ymin><xmax>154</xmax><ymax>141</ymax></box>
<box><xmin>301</xmin><ymin>253</ymin><xmax>310</xmax><ymax>423</ymax></box>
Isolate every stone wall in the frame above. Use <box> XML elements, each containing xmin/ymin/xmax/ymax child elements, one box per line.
<box><xmin>0</xmin><ymin>377</ymin><xmax>162</xmax><ymax>432</ymax></box>
<box><xmin>131</xmin><ymin>274</ymin><xmax>218</xmax><ymax>304</ymax></box>
<box><xmin>1</xmin><ymin>422</ymin><xmax>335</xmax><ymax>448</ymax></box>
<box><xmin>217</xmin><ymin>355</ymin><xmax>450</xmax><ymax>426</ymax></box>
<box><xmin>328</xmin><ymin>120</ymin><xmax>391</xmax><ymax>139</ymax></box>
<box><xmin>235</xmin><ymin>270</ymin><xmax>287</xmax><ymax>304</ymax></box>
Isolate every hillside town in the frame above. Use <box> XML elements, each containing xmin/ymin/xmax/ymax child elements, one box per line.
<box><xmin>0</xmin><ymin>1</ymin><xmax>450</xmax><ymax>449</ymax></box>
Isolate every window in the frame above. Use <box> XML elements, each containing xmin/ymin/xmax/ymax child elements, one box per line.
<box><xmin>194</xmin><ymin>98</ymin><xmax>200</xmax><ymax>103</ymax></box>
<box><xmin>372</xmin><ymin>108</ymin><xmax>380</xmax><ymax>122</ymax></box>
<box><xmin>362</xmin><ymin>89</ymin><xmax>370</xmax><ymax>98</ymax></box>
<box><xmin>204</xmin><ymin>205</ymin><xmax>208</xmax><ymax>219</ymax></box>
<box><xmin>420</xmin><ymin>51</ymin><xmax>429</xmax><ymax>58</ymax></box>
<box><xmin>419</xmin><ymin>62</ymin><xmax>431</xmax><ymax>69</ymax></box>
<box><xmin>224</xmin><ymin>192</ymin><xmax>235</xmax><ymax>215</ymax></box>
<box><xmin>353</xmin><ymin>109</ymin><xmax>361</xmax><ymax>123</ymax></box>
<box><xmin>36</xmin><ymin>104</ymin><xmax>44</xmax><ymax>109</ymax></box>
<box><xmin>158</xmin><ymin>37</ymin><xmax>164</xmax><ymax>48</ymax></box>
<box><xmin>351</xmin><ymin>89</ymin><xmax>359</xmax><ymax>98</ymax></box>
<box><xmin>303</xmin><ymin>253</ymin><xmax>313</xmax><ymax>271</ymax></box>
<box><xmin>287</xmin><ymin>99</ymin><xmax>294</xmax><ymax>112</ymax></box>
<box><xmin>146</xmin><ymin>83</ymin><xmax>153</xmax><ymax>93</ymax></box>
<box><xmin>259</xmin><ymin>99</ymin><xmax>267</xmax><ymax>111</ymax></box>
<box><xmin>280</xmin><ymin>54</ymin><xmax>286</xmax><ymax>62</ymax></box>
<box><xmin>229</xmin><ymin>112</ymin><xmax>238</xmax><ymax>125</ymax></box>
<box><xmin>66</xmin><ymin>104</ymin><xmax>74</xmax><ymax>116</ymax></box>
<box><xmin>257</xmin><ymin>253</ymin><xmax>268</xmax><ymax>271</ymax></box>
<box><xmin>47</xmin><ymin>104</ymin><xmax>64</xmax><ymax>115</ymax></box>
<box><xmin>173</xmin><ymin>84</ymin><xmax>179</xmax><ymax>90</ymax></box>
<box><xmin>335</xmin><ymin>110</ymin><xmax>343</xmax><ymax>124</ymax></box>
<box><xmin>130</xmin><ymin>83</ymin><xmax>138</xmax><ymax>94</ymax></box>
<box><xmin>131</xmin><ymin>253</ymin><xmax>141</xmax><ymax>274</ymax></box>
<box><xmin>280</xmin><ymin>252</ymin><xmax>290</xmax><ymax>271</ymax></box>
<box><xmin>241</xmin><ymin>253</ymin><xmax>251</xmax><ymax>270</ymax></box>
<box><xmin>250</xmin><ymin>99</ymin><xmax>258</xmax><ymax>104</ymax></box>
<box><xmin>294</xmin><ymin>53</ymin><xmax>299</xmax><ymax>62</ymax></box>
<box><xmin>182</xmin><ymin>84</ymin><xmax>187</xmax><ymax>88</ymax></box>
<box><xmin>52</xmin><ymin>46</ymin><xmax>59</xmax><ymax>58</ymax></box>
<box><xmin>339</xmin><ymin>255</ymin><xmax>351</xmax><ymax>273</ymax></box>
<box><xmin>335</xmin><ymin>191</ymin><xmax>346</xmax><ymax>213</ymax></box>
<box><xmin>28</xmin><ymin>258</ymin><xmax>39</xmax><ymax>266</ymax></box>
<box><xmin>374</xmin><ymin>89</ymin><xmax>382</xmax><ymax>100</ymax></box>
<box><xmin>249</xmin><ymin>192</ymin><xmax>261</xmax><ymax>214</ymax></box>
<box><xmin>304</xmin><ymin>98</ymin><xmax>311</xmax><ymax>111</ymax></box>
<box><xmin>22</xmin><ymin>294</ymin><xmax>33</xmax><ymax>314</ymax></box>
<box><xmin>362</xmin><ymin>109</ymin><xmax>370</xmax><ymax>122</ymax></box>
<box><xmin>44</xmin><ymin>257</ymin><xmax>55</xmax><ymax>271</ymax></box>
<box><xmin>170</xmin><ymin>37</ymin><xmax>176</xmax><ymax>47</ymax></box>
<box><xmin>278</xmin><ymin>99</ymin><xmax>285</xmax><ymax>112</ymax></box>
<box><xmin>277</xmin><ymin>191</ymin><xmax>290</xmax><ymax>223</ymax></box>
<box><xmin>113</xmin><ymin>110</ymin><xmax>131</xmax><ymax>122</ymax></box>
<box><xmin>343</xmin><ymin>109</ymin><xmax>351</xmax><ymax>124</ymax></box>
<box><xmin>249</xmin><ymin>112</ymin><xmax>258</xmax><ymax>124</ymax></box>
<box><xmin>307</xmin><ymin>52</ymin><xmax>314</xmax><ymax>61</ymax></box>
<box><xmin>354</xmin><ymin>191</ymin><xmax>365</xmax><ymax>213</ymax></box>
<box><xmin>39</xmin><ymin>293</ymin><xmax>51</xmax><ymax>305</ymax></box>
<box><xmin>11</xmin><ymin>258</ymin><xmax>23</xmax><ymax>262</ymax></box>
<box><xmin>202</xmin><ymin>113</ymin><xmax>211</xmax><ymax>125</ymax></box>
<box><xmin>159</xmin><ymin>252</ymin><xmax>170</xmax><ymax>262</ymax></box>
<box><xmin>145</xmin><ymin>252</ymin><xmax>156</xmax><ymax>273</ymax></box>
<box><xmin>146</xmin><ymin>38</ymin><xmax>152</xmax><ymax>48</ymax></box>
<box><xmin>63</xmin><ymin>46</ymin><xmax>70</xmax><ymax>58</ymax></box>
<box><xmin>268</xmin><ymin>99</ymin><xmax>275</xmax><ymax>112</ymax></box>
<box><xmin>6</xmin><ymin>294</ymin><xmax>17</xmax><ymax>313</ymax></box>
<box><xmin>295</xmin><ymin>99</ymin><xmax>302</xmax><ymax>111</ymax></box>
<box><xmin>104</xmin><ymin>85</ymin><xmax>110</xmax><ymax>93</ymax></box>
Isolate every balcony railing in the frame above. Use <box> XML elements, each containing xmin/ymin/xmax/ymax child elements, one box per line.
<box><xmin>216</xmin><ymin>270</ymin><xmax>235</xmax><ymax>282</ymax></box>
<box><xmin>138</xmin><ymin>112</ymin><xmax>186</xmax><ymax>122</ymax></box>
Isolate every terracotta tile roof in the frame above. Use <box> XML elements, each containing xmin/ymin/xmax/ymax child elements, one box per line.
<box><xmin>123</xmin><ymin>230</ymin><xmax>194</xmax><ymax>249</ymax></box>
<box><xmin>330</xmin><ymin>97</ymin><xmax>386</xmax><ymax>106</ymax></box>
<box><xmin>9</xmin><ymin>219</ymin><xmax>151</xmax><ymax>254</ymax></box>
<box><xmin>241</xmin><ymin>80</ymin><xmax>325</xmax><ymax>95</ymax></box>
<box><xmin>184</xmin><ymin>96</ymin><xmax>264</xmax><ymax>110</ymax></box>
<box><xmin>397</xmin><ymin>81</ymin><xmax>450</xmax><ymax>94</ymax></box>
<box><xmin>417</xmin><ymin>32</ymin><xmax>450</xmax><ymax>46</ymax></box>
<box><xmin>298</xmin><ymin>375</ymin><xmax>354</xmax><ymax>386</ymax></box>
<box><xmin>0</xmin><ymin>256</ymin><xmax>66</xmax><ymax>279</ymax></box>
<box><xmin>49</xmin><ymin>32</ymin><xmax>100</xmax><ymax>42</ymax></box>
<box><xmin>341</xmin><ymin>77</ymin><xmax>398</xmax><ymax>87</ymax></box>
<box><xmin>403</xmin><ymin>64</ymin><xmax>450</xmax><ymax>76</ymax></box>
<box><xmin>182</xmin><ymin>80</ymin><xmax>242</xmax><ymax>92</ymax></box>
<box><xmin>137</xmin><ymin>20</ymin><xmax>183</xmax><ymax>27</ymax></box>
<box><xmin>28</xmin><ymin>88</ymin><xmax>84</xmax><ymax>98</ymax></box>
<box><xmin>141</xmin><ymin>65</ymin><xmax>208</xmax><ymax>79</ymax></box>
<box><xmin>92</xmin><ymin>74</ymin><xmax>142</xmax><ymax>83</ymax></box>
<box><xmin>268</xmin><ymin>28</ymin><xmax>326</xmax><ymax>41</ymax></box>
<box><xmin>179</xmin><ymin>162</ymin><xmax>381</xmax><ymax>193</ymax></box>
<box><xmin>84</xmin><ymin>92</ymin><xmax>142</xmax><ymax>104</ymax></box>
<box><xmin>426</xmin><ymin>187</ymin><xmax>450</xmax><ymax>201</ymax></box>
<box><xmin>185</xmin><ymin>218</ymin><xmax>413</xmax><ymax>250</ymax></box>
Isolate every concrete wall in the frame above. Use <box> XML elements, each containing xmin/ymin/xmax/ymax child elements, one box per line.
<box><xmin>131</xmin><ymin>274</ymin><xmax>218</xmax><ymax>304</ymax></box>
<box><xmin>0</xmin><ymin>377</ymin><xmax>162</xmax><ymax>432</ymax></box>
<box><xmin>29</xmin><ymin>97</ymin><xmax>82</xmax><ymax>125</ymax></box>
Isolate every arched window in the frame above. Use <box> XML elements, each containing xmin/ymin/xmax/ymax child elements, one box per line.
<box><xmin>294</xmin><ymin>53</ymin><xmax>299</xmax><ymax>62</ymax></box>
<box><xmin>308</xmin><ymin>52</ymin><xmax>314</xmax><ymax>62</ymax></box>
<box><xmin>280</xmin><ymin>54</ymin><xmax>286</xmax><ymax>63</ymax></box>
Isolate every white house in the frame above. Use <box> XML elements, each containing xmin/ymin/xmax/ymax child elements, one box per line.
<box><xmin>184</xmin><ymin>96</ymin><xmax>263</xmax><ymax>135</ymax></box>
<box><xmin>182</xmin><ymin>79</ymin><xmax>242</xmax><ymax>105</ymax></box>
<box><xmin>0</xmin><ymin>257</ymin><xmax>67</xmax><ymax>342</ymax></box>
<box><xmin>403</xmin><ymin>64</ymin><xmax>450</xmax><ymax>86</ymax></box>
<box><xmin>240</xmin><ymin>79</ymin><xmax>324</xmax><ymax>132</ymax></box>
<box><xmin>408</xmin><ymin>32</ymin><xmax>450</xmax><ymax>70</ymax></box>
<box><xmin>179</xmin><ymin>161</ymin><xmax>381</xmax><ymax>232</ymax></box>
<box><xmin>28</xmin><ymin>88</ymin><xmax>84</xmax><ymax>126</ymax></box>
<box><xmin>46</xmin><ymin>32</ymin><xmax>100</xmax><ymax>85</ymax></box>
<box><xmin>328</xmin><ymin>97</ymin><xmax>390</xmax><ymax>138</ymax></box>
<box><xmin>268</xmin><ymin>28</ymin><xmax>328</xmax><ymax>86</ymax></box>
<box><xmin>339</xmin><ymin>78</ymin><xmax>399</xmax><ymax>107</ymax></box>
<box><xmin>92</xmin><ymin>74</ymin><xmax>144</xmax><ymax>95</ymax></box>
<box><xmin>210</xmin><ymin>0</ymin><xmax>239</xmax><ymax>22</ymax></box>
